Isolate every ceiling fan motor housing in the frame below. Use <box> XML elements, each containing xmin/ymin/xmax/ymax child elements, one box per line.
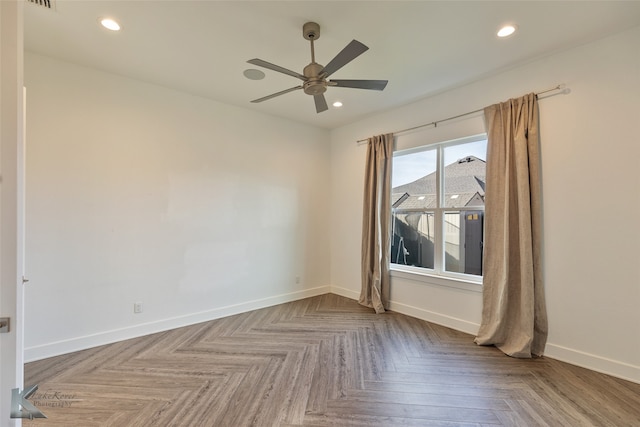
<box><xmin>303</xmin><ymin>62</ymin><xmax>327</xmax><ymax>95</ymax></box>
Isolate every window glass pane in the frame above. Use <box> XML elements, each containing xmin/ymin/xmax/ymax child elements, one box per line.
<box><xmin>444</xmin><ymin>211</ymin><xmax>484</xmax><ymax>276</ymax></box>
<box><xmin>392</xmin><ymin>212</ymin><xmax>435</xmax><ymax>268</ymax></box>
<box><xmin>392</xmin><ymin>148</ymin><xmax>437</xmax><ymax>268</ymax></box>
<box><xmin>392</xmin><ymin>149</ymin><xmax>437</xmax><ymax>189</ymax></box>
<box><xmin>443</xmin><ymin>139</ymin><xmax>487</xmax><ymax>208</ymax></box>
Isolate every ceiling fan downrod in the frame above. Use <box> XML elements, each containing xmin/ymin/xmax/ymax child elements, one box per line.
<box><xmin>304</xmin><ymin>22</ymin><xmax>319</xmax><ymax>64</ymax></box>
<box><xmin>302</xmin><ymin>22</ymin><xmax>327</xmax><ymax>95</ymax></box>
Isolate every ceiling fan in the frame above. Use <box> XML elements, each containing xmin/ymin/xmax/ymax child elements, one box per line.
<box><xmin>247</xmin><ymin>22</ymin><xmax>388</xmax><ymax>113</ymax></box>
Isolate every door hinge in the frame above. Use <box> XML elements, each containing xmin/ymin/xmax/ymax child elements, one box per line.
<box><xmin>0</xmin><ymin>317</ymin><xmax>9</xmax><ymax>333</ymax></box>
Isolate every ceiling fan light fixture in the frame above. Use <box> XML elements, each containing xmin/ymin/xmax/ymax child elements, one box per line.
<box><xmin>100</xmin><ymin>17</ymin><xmax>121</xmax><ymax>31</ymax></box>
<box><xmin>497</xmin><ymin>24</ymin><xmax>516</xmax><ymax>38</ymax></box>
<box><xmin>243</xmin><ymin>69</ymin><xmax>265</xmax><ymax>80</ymax></box>
<box><xmin>333</xmin><ymin>101</ymin><xmax>343</xmax><ymax>108</ymax></box>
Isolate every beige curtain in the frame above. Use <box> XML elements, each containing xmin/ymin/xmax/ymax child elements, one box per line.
<box><xmin>475</xmin><ymin>93</ymin><xmax>548</xmax><ymax>357</ymax></box>
<box><xmin>360</xmin><ymin>133</ymin><xmax>394</xmax><ymax>314</ymax></box>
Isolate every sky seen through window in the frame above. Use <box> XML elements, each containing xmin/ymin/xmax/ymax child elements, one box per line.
<box><xmin>392</xmin><ymin>140</ymin><xmax>487</xmax><ymax>187</ymax></box>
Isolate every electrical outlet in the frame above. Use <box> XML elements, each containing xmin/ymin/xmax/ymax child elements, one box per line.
<box><xmin>134</xmin><ymin>302</ymin><xmax>143</xmax><ymax>314</ymax></box>
<box><xmin>295</xmin><ymin>276</ymin><xmax>300</xmax><ymax>284</ymax></box>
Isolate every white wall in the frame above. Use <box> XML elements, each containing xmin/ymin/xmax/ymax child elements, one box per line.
<box><xmin>24</xmin><ymin>53</ymin><xmax>331</xmax><ymax>361</ymax></box>
<box><xmin>330</xmin><ymin>26</ymin><xmax>640</xmax><ymax>383</ymax></box>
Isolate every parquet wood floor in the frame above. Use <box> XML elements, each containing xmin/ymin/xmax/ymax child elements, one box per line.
<box><xmin>24</xmin><ymin>294</ymin><xmax>640</xmax><ymax>426</ymax></box>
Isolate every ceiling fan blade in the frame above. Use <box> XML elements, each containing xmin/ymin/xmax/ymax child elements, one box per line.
<box><xmin>251</xmin><ymin>86</ymin><xmax>303</xmax><ymax>103</ymax></box>
<box><xmin>320</xmin><ymin>40</ymin><xmax>369</xmax><ymax>77</ymax></box>
<box><xmin>247</xmin><ymin>59</ymin><xmax>306</xmax><ymax>81</ymax></box>
<box><xmin>330</xmin><ymin>79</ymin><xmax>388</xmax><ymax>91</ymax></box>
<box><xmin>314</xmin><ymin>94</ymin><xmax>328</xmax><ymax>113</ymax></box>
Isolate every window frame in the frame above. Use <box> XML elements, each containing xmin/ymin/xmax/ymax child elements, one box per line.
<box><xmin>390</xmin><ymin>134</ymin><xmax>486</xmax><ymax>288</ymax></box>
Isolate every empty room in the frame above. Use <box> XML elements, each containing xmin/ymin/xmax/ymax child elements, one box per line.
<box><xmin>1</xmin><ymin>1</ymin><xmax>639</xmax><ymax>426</ymax></box>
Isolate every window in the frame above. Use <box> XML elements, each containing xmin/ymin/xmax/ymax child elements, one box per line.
<box><xmin>391</xmin><ymin>135</ymin><xmax>487</xmax><ymax>282</ymax></box>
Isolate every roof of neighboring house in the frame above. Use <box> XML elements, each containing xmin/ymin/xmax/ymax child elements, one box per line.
<box><xmin>395</xmin><ymin>194</ymin><xmax>438</xmax><ymax>209</ymax></box>
<box><xmin>393</xmin><ymin>192</ymin><xmax>484</xmax><ymax>210</ymax></box>
<box><xmin>392</xmin><ymin>156</ymin><xmax>486</xmax><ymax>210</ymax></box>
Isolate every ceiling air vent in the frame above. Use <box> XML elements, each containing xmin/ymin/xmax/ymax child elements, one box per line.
<box><xmin>26</xmin><ymin>0</ymin><xmax>56</xmax><ymax>10</ymax></box>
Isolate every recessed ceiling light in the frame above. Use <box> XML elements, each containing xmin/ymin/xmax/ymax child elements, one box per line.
<box><xmin>243</xmin><ymin>69</ymin><xmax>265</xmax><ymax>80</ymax></box>
<box><xmin>497</xmin><ymin>25</ymin><xmax>516</xmax><ymax>38</ymax></box>
<box><xmin>332</xmin><ymin>101</ymin><xmax>343</xmax><ymax>108</ymax></box>
<box><xmin>100</xmin><ymin>18</ymin><xmax>121</xmax><ymax>31</ymax></box>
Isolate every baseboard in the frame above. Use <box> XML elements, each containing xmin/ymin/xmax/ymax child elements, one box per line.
<box><xmin>330</xmin><ymin>285</ymin><xmax>480</xmax><ymax>335</ymax></box>
<box><xmin>25</xmin><ymin>285</ymin><xmax>331</xmax><ymax>362</ymax></box>
<box><xmin>329</xmin><ymin>285</ymin><xmax>360</xmax><ymax>300</ymax></box>
<box><xmin>544</xmin><ymin>343</ymin><xmax>640</xmax><ymax>384</ymax></box>
<box><xmin>387</xmin><ymin>300</ymin><xmax>480</xmax><ymax>336</ymax></box>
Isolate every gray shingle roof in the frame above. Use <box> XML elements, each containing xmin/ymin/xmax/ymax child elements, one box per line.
<box><xmin>395</xmin><ymin>194</ymin><xmax>437</xmax><ymax>209</ymax></box>
<box><xmin>392</xmin><ymin>156</ymin><xmax>486</xmax><ymax>210</ymax></box>
<box><xmin>393</xmin><ymin>192</ymin><xmax>484</xmax><ymax>210</ymax></box>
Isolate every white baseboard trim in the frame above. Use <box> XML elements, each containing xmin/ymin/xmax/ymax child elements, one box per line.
<box><xmin>329</xmin><ymin>285</ymin><xmax>359</xmax><ymax>300</ymax></box>
<box><xmin>544</xmin><ymin>343</ymin><xmax>640</xmax><ymax>384</ymax></box>
<box><xmin>25</xmin><ymin>285</ymin><xmax>331</xmax><ymax>362</ymax></box>
<box><xmin>329</xmin><ymin>285</ymin><xmax>480</xmax><ymax>335</ymax></box>
<box><xmin>387</xmin><ymin>300</ymin><xmax>480</xmax><ymax>336</ymax></box>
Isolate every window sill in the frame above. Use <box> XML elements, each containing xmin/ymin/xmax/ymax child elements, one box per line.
<box><xmin>390</xmin><ymin>265</ymin><xmax>483</xmax><ymax>293</ymax></box>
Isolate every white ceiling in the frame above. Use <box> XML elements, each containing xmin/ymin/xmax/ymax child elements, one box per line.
<box><xmin>24</xmin><ymin>1</ymin><xmax>640</xmax><ymax>130</ymax></box>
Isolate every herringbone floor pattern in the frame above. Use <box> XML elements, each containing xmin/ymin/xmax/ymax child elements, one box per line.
<box><xmin>24</xmin><ymin>294</ymin><xmax>640</xmax><ymax>426</ymax></box>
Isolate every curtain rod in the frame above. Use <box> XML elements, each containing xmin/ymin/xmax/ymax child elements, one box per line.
<box><xmin>356</xmin><ymin>84</ymin><xmax>568</xmax><ymax>144</ymax></box>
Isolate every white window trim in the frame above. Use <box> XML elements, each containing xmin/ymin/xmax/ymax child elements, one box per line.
<box><xmin>390</xmin><ymin>264</ymin><xmax>483</xmax><ymax>293</ymax></box>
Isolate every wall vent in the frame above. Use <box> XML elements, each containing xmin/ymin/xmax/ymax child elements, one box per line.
<box><xmin>26</xmin><ymin>0</ymin><xmax>56</xmax><ymax>11</ymax></box>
